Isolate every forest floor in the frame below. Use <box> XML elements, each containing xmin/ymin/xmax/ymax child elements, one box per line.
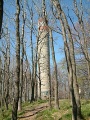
<box><xmin>17</xmin><ymin>99</ymin><xmax>90</xmax><ymax>120</ymax></box>
<box><xmin>0</xmin><ymin>99</ymin><xmax>90</xmax><ymax>120</ymax></box>
<box><xmin>18</xmin><ymin>102</ymin><xmax>48</xmax><ymax>120</ymax></box>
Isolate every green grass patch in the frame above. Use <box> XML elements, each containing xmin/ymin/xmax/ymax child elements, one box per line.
<box><xmin>59</xmin><ymin>99</ymin><xmax>71</xmax><ymax>110</ymax></box>
<box><xmin>81</xmin><ymin>100</ymin><xmax>90</xmax><ymax>119</ymax></box>
<box><xmin>59</xmin><ymin>113</ymin><xmax>72</xmax><ymax>120</ymax></box>
<box><xmin>0</xmin><ymin>106</ymin><xmax>12</xmax><ymax>120</ymax></box>
<box><xmin>36</xmin><ymin>108</ymin><xmax>58</xmax><ymax>120</ymax></box>
<box><xmin>37</xmin><ymin>99</ymin><xmax>47</xmax><ymax>104</ymax></box>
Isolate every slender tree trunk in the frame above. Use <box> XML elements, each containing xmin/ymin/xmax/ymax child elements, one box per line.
<box><xmin>5</xmin><ymin>29</ymin><xmax>10</xmax><ymax>110</ymax></box>
<box><xmin>38</xmin><ymin>62</ymin><xmax>41</xmax><ymax>99</ymax></box>
<box><xmin>18</xmin><ymin>8</ymin><xmax>25</xmax><ymax>111</ymax></box>
<box><xmin>24</xmin><ymin>47</ymin><xmax>31</xmax><ymax>101</ymax></box>
<box><xmin>37</xmin><ymin>34</ymin><xmax>41</xmax><ymax>100</ymax></box>
<box><xmin>4</xmin><ymin>50</ymin><xmax>9</xmax><ymax>110</ymax></box>
<box><xmin>0</xmin><ymin>56</ymin><xmax>2</xmax><ymax>107</ymax></box>
<box><xmin>0</xmin><ymin>0</ymin><xmax>3</xmax><ymax>38</ymax></box>
<box><xmin>30</xmin><ymin>9</ymin><xmax>35</xmax><ymax>102</ymax></box>
<box><xmin>34</xmin><ymin>36</ymin><xmax>39</xmax><ymax>101</ymax></box>
<box><xmin>18</xmin><ymin>58</ymin><xmax>23</xmax><ymax>110</ymax></box>
<box><xmin>12</xmin><ymin>0</ymin><xmax>20</xmax><ymax>119</ymax></box>
<box><xmin>49</xmin><ymin>29</ymin><xmax>59</xmax><ymax>109</ymax></box>
<box><xmin>24</xmin><ymin>70</ymin><xmax>28</xmax><ymax>102</ymax></box>
<box><xmin>48</xmin><ymin>29</ymin><xmax>52</xmax><ymax>109</ymax></box>
<box><xmin>34</xmin><ymin>60</ymin><xmax>37</xmax><ymax>101</ymax></box>
<box><xmin>1</xmin><ymin>59</ymin><xmax>5</xmax><ymax>107</ymax></box>
<box><xmin>61</xmin><ymin>18</ymin><xmax>77</xmax><ymax>120</ymax></box>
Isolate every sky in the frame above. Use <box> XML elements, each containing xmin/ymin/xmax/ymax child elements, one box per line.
<box><xmin>1</xmin><ymin>0</ymin><xmax>90</xmax><ymax>67</ymax></box>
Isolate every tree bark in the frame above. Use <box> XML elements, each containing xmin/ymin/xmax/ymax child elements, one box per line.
<box><xmin>49</xmin><ymin>29</ymin><xmax>59</xmax><ymax>109</ymax></box>
<box><xmin>30</xmin><ymin>9</ymin><xmax>35</xmax><ymax>102</ymax></box>
<box><xmin>12</xmin><ymin>0</ymin><xmax>20</xmax><ymax>119</ymax></box>
<box><xmin>0</xmin><ymin>56</ymin><xmax>2</xmax><ymax>107</ymax></box>
<box><xmin>61</xmin><ymin>18</ymin><xmax>77</xmax><ymax>120</ymax></box>
<box><xmin>5</xmin><ymin>30</ymin><xmax>10</xmax><ymax>110</ymax></box>
<box><xmin>24</xmin><ymin>69</ymin><xmax>28</xmax><ymax>102</ymax></box>
<box><xmin>0</xmin><ymin>0</ymin><xmax>3</xmax><ymax>38</ymax></box>
<box><xmin>38</xmin><ymin>61</ymin><xmax>41</xmax><ymax>99</ymax></box>
<box><xmin>34</xmin><ymin>36</ymin><xmax>39</xmax><ymax>101</ymax></box>
<box><xmin>18</xmin><ymin>7</ymin><xmax>25</xmax><ymax>111</ymax></box>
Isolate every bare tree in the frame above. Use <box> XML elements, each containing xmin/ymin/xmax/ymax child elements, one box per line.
<box><xmin>18</xmin><ymin>3</ymin><xmax>26</xmax><ymax>111</ymax></box>
<box><xmin>4</xmin><ymin>29</ymin><xmax>10</xmax><ymax>110</ymax></box>
<box><xmin>73</xmin><ymin>0</ymin><xmax>90</xmax><ymax>99</ymax></box>
<box><xmin>38</xmin><ymin>61</ymin><xmax>41</xmax><ymax>99</ymax></box>
<box><xmin>49</xmin><ymin>29</ymin><xmax>59</xmax><ymax>109</ymax></box>
<box><xmin>12</xmin><ymin>0</ymin><xmax>20</xmax><ymax>119</ymax></box>
<box><xmin>50</xmin><ymin>0</ymin><xmax>83</xmax><ymax>119</ymax></box>
<box><xmin>0</xmin><ymin>0</ymin><xmax>3</xmax><ymax>38</ymax></box>
<box><xmin>30</xmin><ymin>8</ymin><xmax>35</xmax><ymax>102</ymax></box>
<box><xmin>34</xmin><ymin>36</ymin><xmax>38</xmax><ymax>100</ymax></box>
<box><xmin>0</xmin><ymin>56</ymin><xmax>2</xmax><ymax>107</ymax></box>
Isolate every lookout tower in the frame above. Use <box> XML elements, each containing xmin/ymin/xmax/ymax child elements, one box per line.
<box><xmin>38</xmin><ymin>0</ymin><xmax>50</xmax><ymax>99</ymax></box>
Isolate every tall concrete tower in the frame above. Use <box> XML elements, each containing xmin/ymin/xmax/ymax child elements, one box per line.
<box><xmin>38</xmin><ymin>0</ymin><xmax>50</xmax><ymax>99</ymax></box>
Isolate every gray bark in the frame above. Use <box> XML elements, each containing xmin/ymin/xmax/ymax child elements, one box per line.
<box><xmin>5</xmin><ymin>30</ymin><xmax>10</xmax><ymax>110</ymax></box>
<box><xmin>0</xmin><ymin>0</ymin><xmax>3</xmax><ymax>38</ymax></box>
<box><xmin>18</xmin><ymin>7</ymin><xmax>25</xmax><ymax>111</ymax></box>
<box><xmin>61</xmin><ymin>18</ymin><xmax>77</xmax><ymax>120</ymax></box>
<box><xmin>38</xmin><ymin>61</ymin><xmax>41</xmax><ymax>99</ymax></box>
<box><xmin>12</xmin><ymin>0</ymin><xmax>20</xmax><ymax>119</ymax></box>
<box><xmin>30</xmin><ymin>8</ymin><xmax>35</xmax><ymax>102</ymax></box>
<box><xmin>49</xmin><ymin>29</ymin><xmax>59</xmax><ymax>109</ymax></box>
<box><xmin>0</xmin><ymin>56</ymin><xmax>2</xmax><ymax>107</ymax></box>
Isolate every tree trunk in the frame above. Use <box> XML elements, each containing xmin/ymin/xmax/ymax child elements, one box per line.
<box><xmin>38</xmin><ymin>62</ymin><xmax>41</xmax><ymax>99</ymax></box>
<box><xmin>49</xmin><ymin>29</ymin><xmax>59</xmax><ymax>109</ymax></box>
<box><xmin>50</xmin><ymin>0</ymin><xmax>82</xmax><ymax>119</ymax></box>
<box><xmin>30</xmin><ymin>9</ymin><xmax>35</xmax><ymax>102</ymax></box>
<box><xmin>61</xmin><ymin>18</ymin><xmax>77</xmax><ymax>120</ymax></box>
<box><xmin>18</xmin><ymin>8</ymin><xmax>25</xmax><ymax>111</ymax></box>
<box><xmin>12</xmin><ymin>0</ymin><xmax>20</xmax><ymax>119</ymax></box>
<box><xmin>24</xmin><ymin>70</ymin><xmax>28</xmax><ymax>102</ymax></box>
<box><xmin>34</xmin><ymin>36</ymin><xmax>38</xmax><ymax>101</ymax></box>
<box><xmin>0</xmin><ymin>0</ymin><xmax>3</xmax><ymax>38</ymax></box>
<box><xmin>0</xmin><ymin>56</ymin><xmax>2</xmax><ymax>108</ymax></box>
<box><xmin>5</xmin><ymin>29</ymin><xmax>10</xmax><ymax>110</ymax></box>
<box><xmin>34</xmin><ymin>60</ymin><xmax>38</xmax><ymax>101</ymax></box>
<box><xmin>1</xmin><ymin>58</ymin><xmax>5</xmax><ymax>107</ymax></box>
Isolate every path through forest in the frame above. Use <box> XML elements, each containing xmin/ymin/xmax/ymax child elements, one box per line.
<box><xmin>18</xmin><ymin>103</ymin><xmax>48</xmax><ymax>120</ymax></box>
<box><xmin>18</xmin><ymin>102</ymin><xmax>69</xmax><ymax>120</ymax></box>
